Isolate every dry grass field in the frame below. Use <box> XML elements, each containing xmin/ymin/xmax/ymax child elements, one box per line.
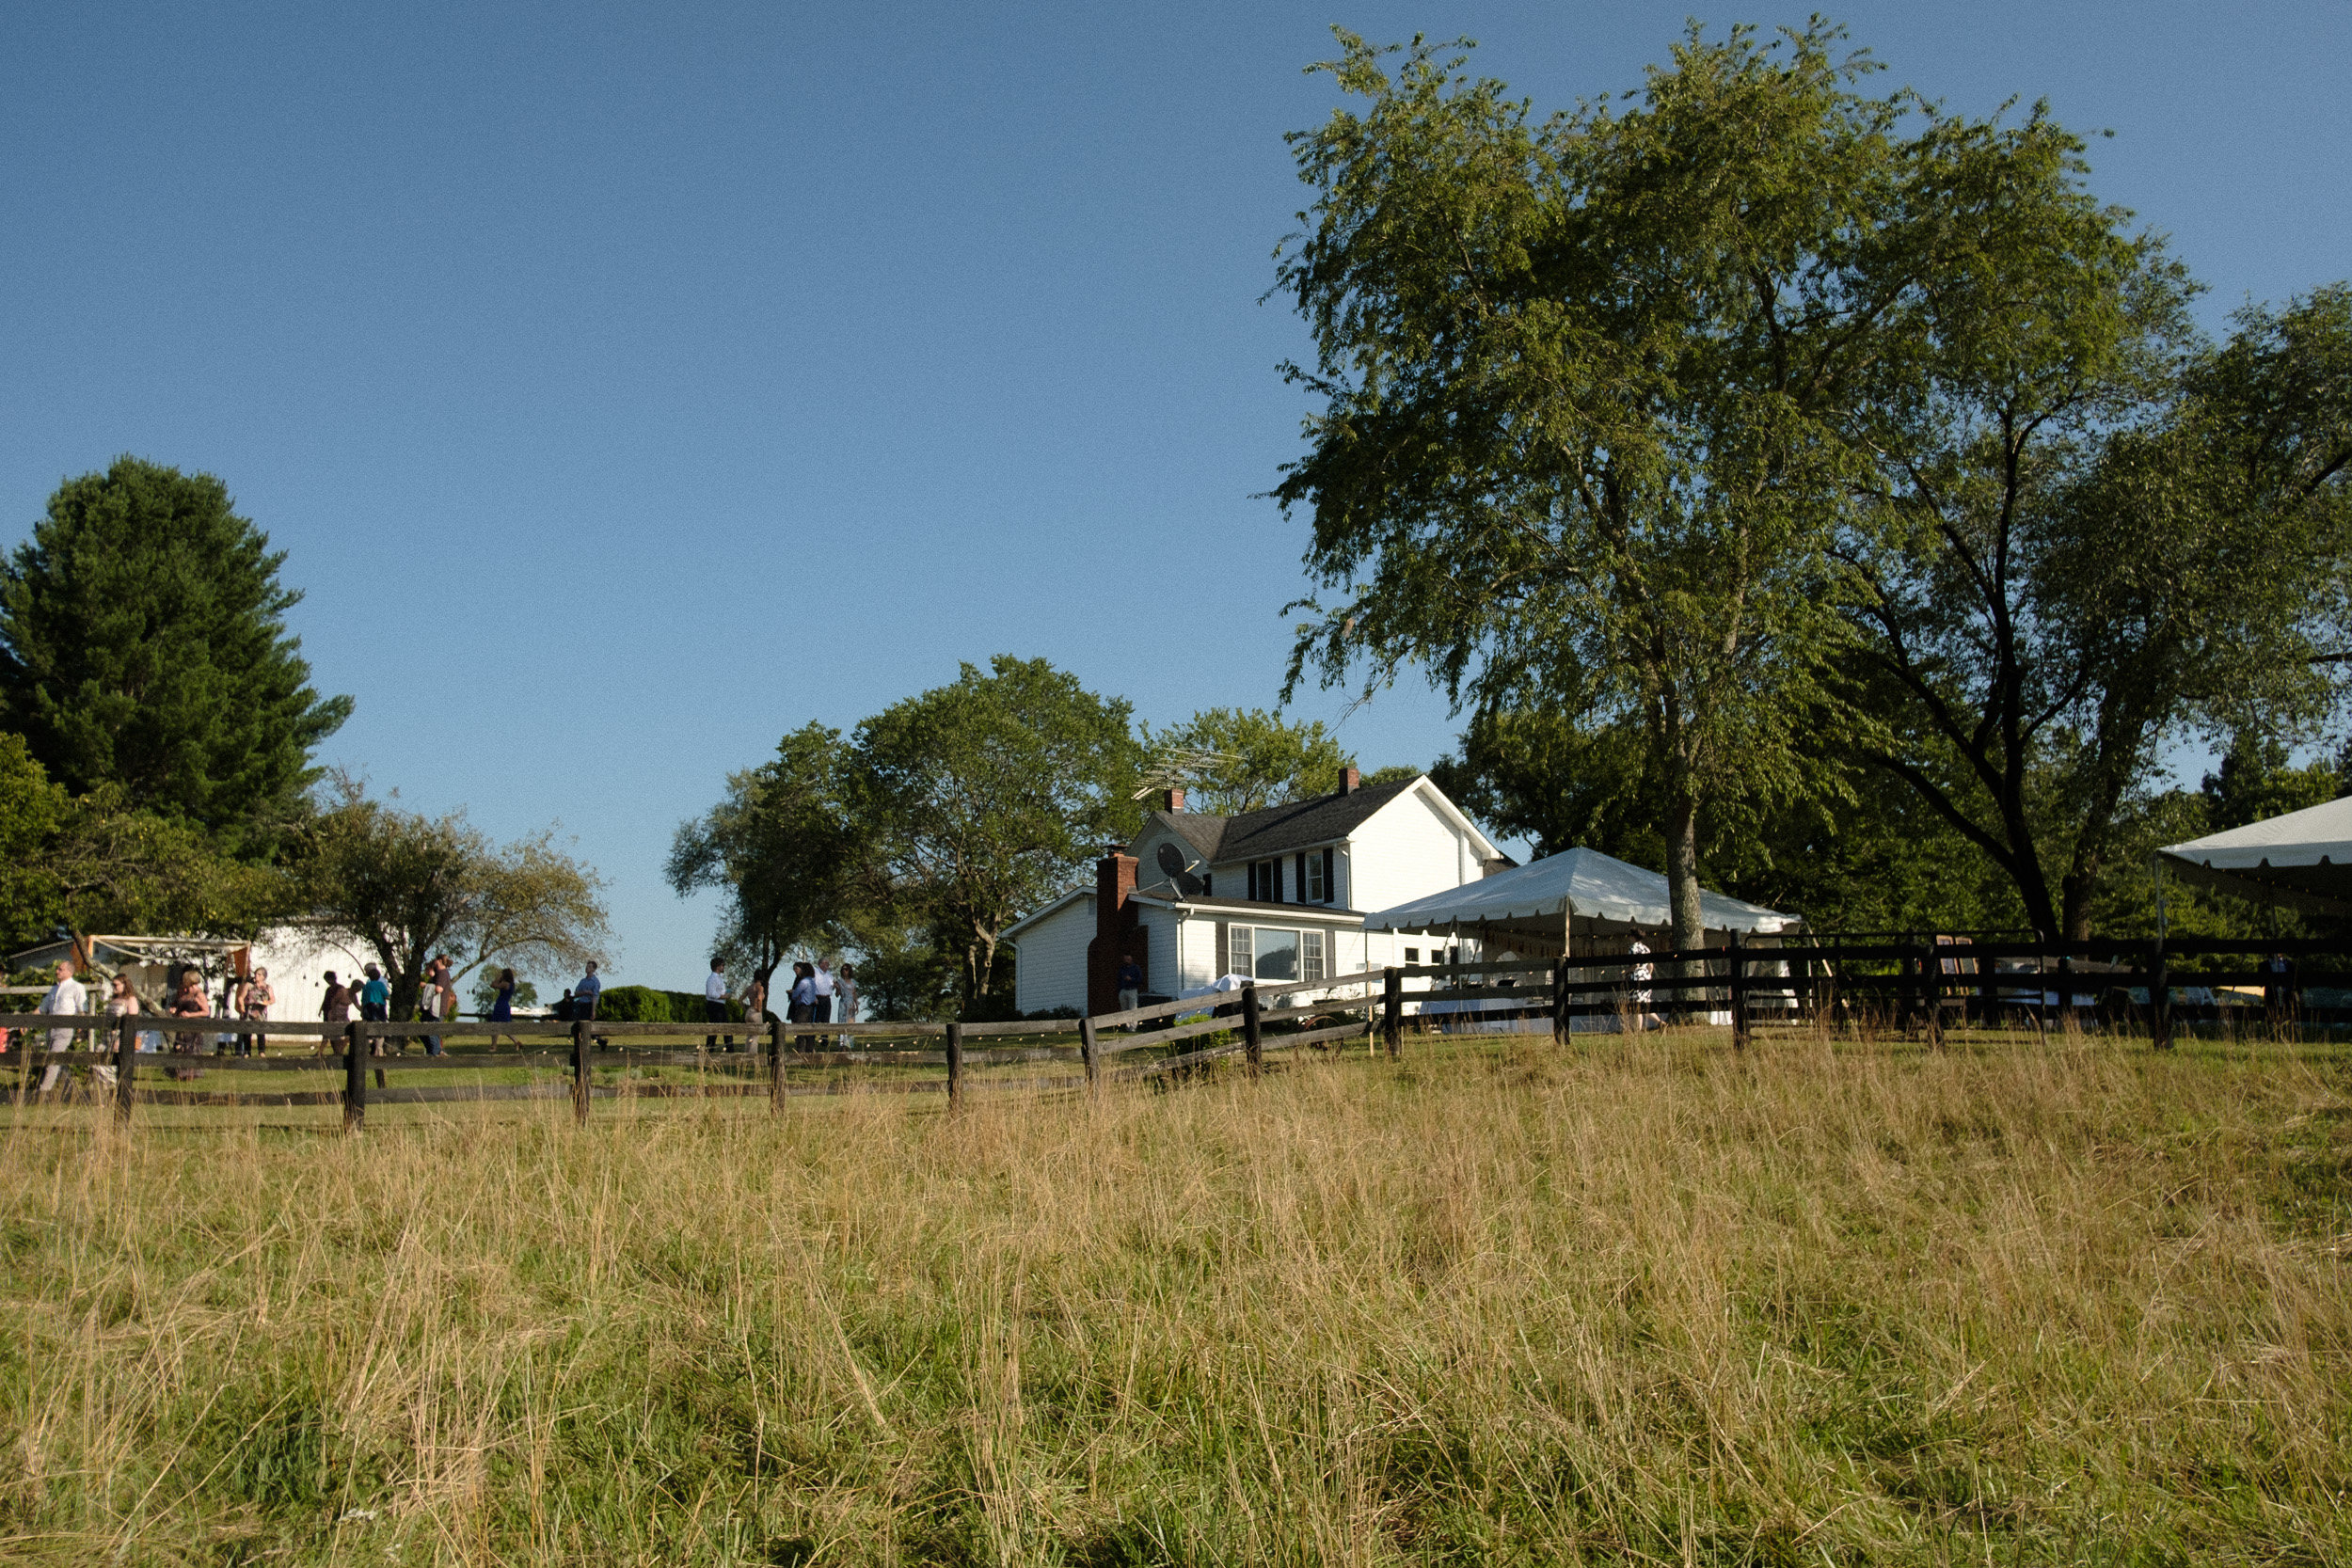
<box><xmin>2</xmin><ymin>1027</ymin><xmax>2348</xmax><ymax>1566</ymax></box>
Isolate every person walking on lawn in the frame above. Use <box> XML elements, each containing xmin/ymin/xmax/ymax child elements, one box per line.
<box><xmin>415</xmin><ymin>959</ymin><xmax>443</xmax><ymax>1056</ymax></box>
<box><xmin>167</xmin><ymin>970</ymin><xmax>211</xmax><ymax>1080</ymax></box>
<box><xmin>705</xmin><ymin>958</ymin><xmax>733</xmax><ymax>1051</ymax></box>
<box><xmin>487</xmin><ymin>967</ymin><xmax>519</xmax><ymax>1048</ymax></box>
<box><xmin>358</xmin><ymin>965</ymin><xmax>389</xmax><ymax>1022</ymax></box>
<box><xmin>787</xmin><ymin>960</ymin><xmax>817</xmax><ymax>1050</ymax></box>
<box><xmin>240</xmin><ymin>966</ymin><xmax>274</xmax><ymax>1055</ymax></box>
<box><xmin>34</xmin><ymin>958</ymin><xmax>89</xmax><ymax>1098</ymax></box>
<box><xmin>835</xmin><ymin>962</ymin><xmax>858</xmax><ymax>1048</ymax></box>
<box><xmin>811</xmin><ymin>957</ymin><xmax>837</xmax><ymax>1029</ymax></box>
<box><xmin>1117</xmin><ymin>957</ymin><xmax>1143</xmax><ymax>1013</ymax></box>
<box><xmin>319</xmin><ymin>971</ymin><xmax>353</xmax><ymax>1053</ymax></box>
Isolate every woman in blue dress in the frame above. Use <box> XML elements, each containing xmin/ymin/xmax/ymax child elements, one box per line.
<box><xmin>488</xmin><ymin>967</ymin><xmax>518</xmax><ymax>1049</ymax></box>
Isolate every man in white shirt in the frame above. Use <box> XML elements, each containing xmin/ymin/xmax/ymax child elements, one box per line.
<box><xmin>811</xmin><ymin>958</ymin><xmax>837</xmax><ymax>1027</ymax></box>
<box><xmin>36</xmin><ymin>959</ymin><xmax>91</xmax><ymax>1096</ymax></box>
<box><xmin>704</xmin><ymin>958</ymin><xmax>733</xmax><ymax>1051</ymax></box>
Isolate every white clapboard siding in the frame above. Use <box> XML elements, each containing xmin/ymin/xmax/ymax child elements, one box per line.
<box><xmin>1010</xmin><ymin>895</ymin><xmax>1094</xmax><ymax>1017</ymax></box>
<box><xmin>1344</xmin><ymin>784</ymin><xmax>1477</xmax><ymax>914</ymax></box>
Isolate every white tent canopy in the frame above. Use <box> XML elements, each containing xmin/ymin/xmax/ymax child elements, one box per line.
<box><xmin>1363</xmin><ymin>847</ymin><xmax>1800</xmax><ymax>938</ymax></box>
<box><xmin>2159</xmin><ymin>795</ymin><xmax>2352</xmax><ymax>913</ymax></box>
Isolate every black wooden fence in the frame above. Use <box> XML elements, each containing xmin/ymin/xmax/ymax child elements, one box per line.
<box><xmin>0</xmin><ymin>970</ymin><xmax>1381</xmax><ymax>1128</ymax></box>
<box><xmin>8</xmin><ymin>932</ymin><xmax>2336</xmax><ymax>1127</ymax></box>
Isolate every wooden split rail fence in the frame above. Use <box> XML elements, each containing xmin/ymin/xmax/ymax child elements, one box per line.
<box><xmin>1390</xmin><ymin>932</ymin><xmax>2352</xmax><ymax>1051</ymax></box>
<box><xmin>15</xmin><ymin>931</ymin><xmax>2329</xmax><ymax>1126</ymax></box>
<box><xmin>0</xmin><ymin>971</ymin><xmax>1382</xmax><ymax>1129</ymax></box>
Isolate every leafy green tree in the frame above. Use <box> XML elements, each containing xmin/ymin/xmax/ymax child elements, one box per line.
<box><xmin>0</xmin><ymin>732</ymin><xmax>286</xmax><ymax>950</ymax></box>
<box><xmin>842</xmin><ymin>914</ymin><xmax>959</xmax><ymax>1022</ymax></box>
<box><xmin>1836</xmin><ymin>281</ymin><xmax>2352</xmax><ymax>939</ymax></box>
<box><xmin>1141</xmin><ymin>707</ymin><xmax>1355</xmax><ymax>815</ymax></box>
<box><xmin>0</xmin><ymin>735</ymin><xmax>68</xmax><ymax>951</ymax></box>
<box><xmin>2201</xmin><ymin>734</ymin><xmax>2339</xmax><ymax>832</ymax></box>
<box><xmin>0</xmin><ymin>459</ymin><xmax>352</xmax><ymax>852</ymax></box>
<box><xmin>1275</xmin><ymin>24</ymin><xmax>1985</xmax><ymax>951</ymax></box>
<box><xmin>1434</xmin><ymin>708</ymin><xmax>2020</xmax><ymax>934</ymax></box>
<box><xmin>665</xmin><ymin>722</ymin><xmax>873</xmax><ymax>995</ymax></box>
<box><xmin>854</xmin><ymin>657</ymin><xmax>1141</xmax><ymax>1006</ymax></box>
<box><xmin>298</xmin><ymin>777</ymin><xmax>611</xmax><ymax>1018</ymax></box>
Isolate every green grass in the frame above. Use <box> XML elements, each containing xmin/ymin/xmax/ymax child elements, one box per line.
<box><xmin>2</xmin><ymin>1027</ymin><xmax>2348</xmax><ymax>1564</ymax></box>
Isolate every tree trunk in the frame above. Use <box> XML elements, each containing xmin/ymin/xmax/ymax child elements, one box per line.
<box><xmin>1665</xmin><ymin>790</ymin><xmax>1706</xmax><ymax>955</ymax></box>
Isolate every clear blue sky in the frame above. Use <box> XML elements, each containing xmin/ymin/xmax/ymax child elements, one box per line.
<box><xmin>6</xmin><ymin>2</ymin><xmax>2347</xmax><ymax>989</ymax></box>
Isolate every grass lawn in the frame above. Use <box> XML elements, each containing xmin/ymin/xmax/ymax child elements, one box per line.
<box><xmin>1</xmin><ymin>1027</ymin><xmax>2346</xmax><ymax>1564</ymax></box>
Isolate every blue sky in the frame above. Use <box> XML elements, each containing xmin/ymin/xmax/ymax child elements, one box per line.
<box><xmin>6</xmin><ymin>2</ymin><xmax>2347</xmax><ymax>988</ymax></box>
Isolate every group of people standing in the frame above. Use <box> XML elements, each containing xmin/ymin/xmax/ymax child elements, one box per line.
<box><xmin>699</xmin><ymin>956</ymin><xmax>858</xmax><ymax>1050</ymax></box>
<box><xmin>27</xmin><ymin>958</ymin><xmax>279</xmax><ymax>1095</ymax></box>
<box><xmin>317</xmin><ymin>955</ymin><xmax>504</xmax><ymax>1055</ymax></box>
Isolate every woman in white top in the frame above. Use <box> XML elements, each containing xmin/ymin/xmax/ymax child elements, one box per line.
<box><xmin>835</xmin><ymin>962</ymin><xmax>859</xmax><ymax>1048</ymax></box>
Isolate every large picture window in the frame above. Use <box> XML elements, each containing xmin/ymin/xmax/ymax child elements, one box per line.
<box><xmin>1229</xmin><ymin>925</ymin><xmax>1311</xmax><ymax>981</ymax></box>
<box><xmin>1253</xmin><ymin>928</ymin><xmax>1299</xmax><ymax>981</ymax></box>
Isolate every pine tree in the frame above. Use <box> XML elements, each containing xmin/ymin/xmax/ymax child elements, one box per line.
<box><xmin>0</xmin><ymin>458</ymin><xmax>352</xmax><ymax>852</ymax></box>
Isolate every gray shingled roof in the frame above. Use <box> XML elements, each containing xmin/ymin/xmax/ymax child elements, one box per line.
<box><xmin>1142</xmin><ymin>776</ymin><xmax>1422</xmax><ymax>865</ymax></box>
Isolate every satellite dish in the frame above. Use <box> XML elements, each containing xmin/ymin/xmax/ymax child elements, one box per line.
<box><xmin>1155</xmin><ymin>841</ymin><xmax>1208</xmax><ymax>897</ymax></box>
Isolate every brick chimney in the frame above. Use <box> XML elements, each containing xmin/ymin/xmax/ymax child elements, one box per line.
<box><xmin>1085</xmin><ymin>847</ymin><xmax>1149</xmax><ymax>1015</ymax></box>
<box><xmin>1162</xmin><ymin>787</ymin><xmax>1185</xmax><ymax>813</ymax></box>
<box><xmin>1339</xmin><ymin>766</ymin><xmax>1360</xmax><ymax>795</ymax></box>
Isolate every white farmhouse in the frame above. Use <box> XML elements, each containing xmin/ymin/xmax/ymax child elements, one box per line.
<box><xmin>1003</xmin><ymin>768</ymin><xmax>1504</xmax><ymax>1016</ymax></box>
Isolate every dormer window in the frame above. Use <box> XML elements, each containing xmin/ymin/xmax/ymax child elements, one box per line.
<box><xmin>1248</xmin><ymin>860</ymin><xmax>1279</xmax><ymax>901</ymax></box>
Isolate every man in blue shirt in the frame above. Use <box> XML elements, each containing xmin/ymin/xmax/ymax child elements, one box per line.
<box><xmin>574</xmin><ymin>962</ymin><xmax>602</xmax><ymax>1022</ymax></box>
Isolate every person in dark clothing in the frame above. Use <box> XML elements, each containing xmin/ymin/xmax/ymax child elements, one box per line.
<box><xmin>1117</xmin><ymin>958</ymin><xmax>1143</xmax><ymax>1012</ymax></box>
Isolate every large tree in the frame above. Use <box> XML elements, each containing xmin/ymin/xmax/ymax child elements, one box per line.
<box><xmin>665</xmin><ymin>722</ymin><xmax>874</xmax><ymax>996</ymax></box>
<box><xmin>0</xmin><ymin>459</ymin><xmax>352</xmax><ymax>852</ymax></box>
<box><xmin>0</xmin><ymin>733</ymin><xmax>285</xmax><ymax>954</ymax></box>
<box><xmin>1139</xmin><ymin>706</ymin><xmax>1357</xmax><ymax>815</ymax></box>
<box><xmin>299</xmin><ymin>778</ymin><xmax>611</xmax><ymax>1018</ymax></box>
<box><xmin>853</xmin><ymin>656</ymin><xmax>1140</xmax><ymax>1006</ymax></box>
<box><xmin>1835</xmin><ymin>283</ymin><xmax>2352</xmax><ymax>939</ymax></box>
<box><xmin>1274</xmin><ymin>24</ymin><xmax>1989</xmax><ymax>952</ymax></box>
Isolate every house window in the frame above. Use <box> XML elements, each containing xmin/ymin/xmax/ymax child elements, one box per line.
<box><xmin>1230</xmin><ymin>926</ymin><xmax>1254</xmax><ymax>977</ymax></box>
<box><xmin>1249</xmin><ymin>860</ymin><xmax>1279</xmax><ymax>901</ymax></box>
<box><xmin>1404</xmin><ymin>947</ymin><xmax>1420</xmax><ymax>964</ymax></box>
<box><xmin>1253</xmin><ymin>928</ymin><xmax>1299</xmax><ymax>981</ymax></box>
<box><xmin>1302</xmin><ymin>847</ymin><xmax>1331</xmax><ymax>904</ymax></box>
<box><xmin>1302</xmin><ymin>930</ymin><xmax>1326</xmax><ymax>982</ymax></box>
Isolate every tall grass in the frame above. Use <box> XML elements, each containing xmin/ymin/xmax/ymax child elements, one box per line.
<box><xmin>2</xmin><ymin>1029</ymin><xmax>2347</xmax><ymax>1565</ymax></box>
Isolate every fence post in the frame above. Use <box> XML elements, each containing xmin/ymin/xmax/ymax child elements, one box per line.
<box><xmin>1382</xmin><ymin>967</ymin><xmax>1402</xmax><ymax>1057</ymax></box>
<box><xmin>1979</xmin><ymin>948</ymin><xmax>1998</xmax><ymax>1031</ymax></box>
<box><xmin>2057</xmin><ymin>948</ymin><xmax>2074</xmax><ymax>1036</ymax></box>
<box><xmin>1922</xmin><ymin>942</ymin><xmax>1944</xmax><ymax>1050</ymax></box>
<box><xmin>2149</xmin><ymin>936</ymin><xmax>2171</xmax><ymax>1051</ymax></box>
<box><xmin>343</xmin><ymin>1020</ymin><xmax>367</xmax><ymax>1132</ymax></box>
<box><xmin>571</xmin><ymin>1019</ymin><xmax>591</xmax><ymax>1125</ymax></box>
<box><xmin>114</xmin><ymin>1010</ymin><xmax>135</xmax><ymax>1126</ymax></box>
<box><xmin>1552</xmin><ymin>959</ymin><xmax>1569</xmax><ymax>1043</ymax></box>
<box><xmin>1241</xmin><ymin>982</ymin><xmax>1263</xmax><ymax>1078</ymax></box>
<box><xmin>769</xmin><ymin>1017</ymin><xmax>786</xmax><ymax>1115</ymax></box>
<box><xmin>1728</xmin><ymin>931</ymin><xmax>1748</xmax><ymax>1049</ymax></box>
<box><xmin>1079</xmin><ymin>1013</ymin><xmax>1100</xmax><ymax>1091</ymax></box>
<box><xmin>945</xmin><ymin>1022</ymin><xmax>963</xmax><ymax>1109</ymax></box>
